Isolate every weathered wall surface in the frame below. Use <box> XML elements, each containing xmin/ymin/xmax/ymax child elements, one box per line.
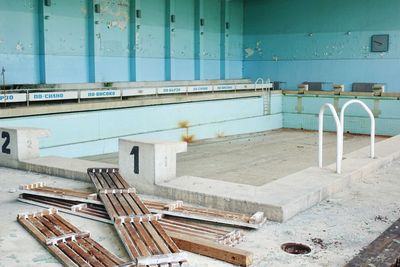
<box><xmin>243</xmin><ymin>0</ymin><xmax>400</xmax><ymax>91</ymax></box>
<box><xmin>0</xmin><ymin>0</ymin><xmax>244</xmax><ymax>84</ymax></box>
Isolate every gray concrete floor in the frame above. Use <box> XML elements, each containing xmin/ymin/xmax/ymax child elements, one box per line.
<box><xmin>83</xmin><ymin>129</ymin><xmax>386</xmax><ymax>186</ymax></box>
<box><xmin>1</xmin><ymin>158</ymin><xmax>399</xmax><ymax>266</ymax></box>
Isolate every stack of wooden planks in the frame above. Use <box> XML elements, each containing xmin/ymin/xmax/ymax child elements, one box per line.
<box><xmin>19</xmin><ymin>181</ymin><xmax>265</xmax><ymax>229</ymax></box>
<box><xmin>18</xmin><ymin>193</ymin><xmax>244</xmax><ymax>247</ymax></box>
<box><xmin>17</xmin><ymin>208</ymin><xmax>125</xmax><ymax>267</ymax></box>
<box><xmin>87</xmin><ymin>168</ymin><xmax>186</xmax><ymax>266</ymax></box>
<box><xmin>17</xmin><ymin>168</ymin><xmax>262</xmax><ymax>266</ymax></box>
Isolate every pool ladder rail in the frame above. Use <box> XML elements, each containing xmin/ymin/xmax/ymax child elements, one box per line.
<box><xmin>254</xmin><ymin>78</ymin><xmax>272</xmax><ymax>115</ymax></box>
<box><xmin>318</xmin><ymin>99</ymin><xmax>375</xmax><ymax>174</ymax></box>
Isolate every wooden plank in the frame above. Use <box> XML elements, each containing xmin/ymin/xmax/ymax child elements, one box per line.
<box><xmin>57</xmin><ymin>242</ymin><xmax>91</xmax><ymax>267</ymax></box>
<box><xmin>345</xmin><ymin>217</ymin><xmax>400</xmax><ymax>267</ymax></box>
<box><xmin>124</xmin><ymin>222</ymin><xmax>152</xmax><ymax>257</ymax></box>
<box><xmin>108</xmin><ymin>172</ymin><xmax>125</xmax><ymax>188</ymax></box>
<box><xmin>21</xmin><ymin>181</ymin><xmax>265</xmax><ymax>228</ymax></box>
<box><xmin>67</xmin><ymin>241</ymin><xmax>104</xmax><ymax>267</ymax></box>
<box><xmin>151</xmin><ymin>221</ymin><xmax>181</xmax><ymax>253</ymax></box>
<box><xmin>169</xmin><ymin>232</ymin><xmax>253</xmax><ymax>267</ymax></box>
<box><xmin>113</xmin><ymin>172</ymin><xmax>131</xmax><ymax>189</ymax></box>
<box><xmin>79</xmin><ymin>239</ymin><xmax>115</xmax><ymax>267</ymax></box>
<box><xmin>17</xmin><ymin>209</ymin><xmax>125</xmax><ymax>267</ymax></box>
<box><xmin>101</xmin><ymin>172</ymin><xmax>117</xmax><ymax>189</ymax></box>
<box><xmin>83</xmin><ymin>238</ymin><xmax>124</xmax><ymax>265</ymax></box>
<box><xmin>114</xmin><ymin>223</ymin><xmax>141</xmax><ymax>259</ymax></box>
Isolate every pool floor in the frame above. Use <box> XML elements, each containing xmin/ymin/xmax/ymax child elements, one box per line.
<box><xmin>81</xmin><ymin>129</ymin><xmax>387</xmax><ymax>186</ymax></box>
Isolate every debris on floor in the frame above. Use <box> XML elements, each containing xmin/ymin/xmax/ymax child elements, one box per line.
<box><xmin>16</xmin><ymin>168</ymin><xmax>266</xmax><ymax>266</ymax></box>
<box><xmin>17</xmin><ymin>208</ymin><xmax>125</xmax><ymax>266</ymax></box>
<box><xmin>345</xmin><ymin>217</ymin><xmax>400</xmax><ymax>267</ymax></box>
<box><xmin>19</xmin><ymin>180</ymin><xmax>266</xmax><ymax>229</ymax></box>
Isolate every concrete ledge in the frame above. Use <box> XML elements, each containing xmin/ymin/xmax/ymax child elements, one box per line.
<box><xmin>0</xmin><ymin>91</ymin><xmax>271</xmax><ymax>118</ymax></box>
<box><xmin>156</xmin><ymin>135</ymin><xmax>400</xmax><ymax>222</ymax></box>
<box><xmin>20</xmin><ymin>156</ymin><xmax>116</xmax><ymax>181</ymax></box>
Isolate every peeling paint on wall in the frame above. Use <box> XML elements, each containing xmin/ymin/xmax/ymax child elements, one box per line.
<box><xmin>245</xmin><ymin>47</ymin><xmax>254</xmax><ymax>58</ymax></box>
<box><xmin>15</xmin><ymin>42</ymin><xmax>24</xmax><ymax>52</ymax></box>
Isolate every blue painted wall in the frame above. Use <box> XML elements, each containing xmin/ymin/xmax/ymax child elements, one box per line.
<box><xmin>0</xmin><ymin>0</ymin><xmax>244</xmax><ymax>85</ymax></box>
<box><xmin>283</xmin><ymin>94</ymin><xmax>400</xmax><ymax>136</ymax></box>
<box><xmin>243</xmin><ymin>0</ymin><xmax>400</xmax><ymax>92</ymax></box>
<box><xmin>0</xmin><ymin>96</ymin><xmax>282</xmax><ymax>157</ymax></box>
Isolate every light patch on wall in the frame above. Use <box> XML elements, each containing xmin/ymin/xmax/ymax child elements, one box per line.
<box><xmin>80</xmin><ymin>6</ymin><xmax>87</xmax><ymax>15</ymax></box>
<box><xmin>245</xmin><ymin>47</ymin><xmax>254</xmax><ymax>58</ymax></box>
<box><xmin>15</xmin><ymin>42</ymin><xmax>24</xmax><ymax>52</ymax></box>
<box><xmin>100</xmin><ymin>0</ymin><xmax>129</xmax><ymax>31</ymax></box>
<box><xmin>255</xmin><ymin>41</ymin><xmax>263</xmax><ymax>55</ymax></box>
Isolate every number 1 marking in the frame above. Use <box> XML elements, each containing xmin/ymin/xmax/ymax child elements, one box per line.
<box><xmin>130</xmin><ymin>146</ymin><xmax>139</xmax><ymax>174</ymax></box>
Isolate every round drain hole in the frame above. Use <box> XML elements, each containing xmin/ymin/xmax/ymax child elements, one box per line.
<box><xmin>281</xmin><ymin>243</ymin><xmax>311</xmax><ymax>255</ymax></box>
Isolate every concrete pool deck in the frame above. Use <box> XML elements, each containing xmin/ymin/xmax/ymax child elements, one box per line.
<box><xmin>1</xmin><ymin>158</ymin><xmax>400</xmax><ymax>266</ymax></box>
<box><xmin>1</xmin><ymin>127</ymin><xmax>397</xmax><ymax>223</ymax></box>
<box><xmin>83</xmin><ymin>129</ymin><xmax>387</xmax><ymax>186</ymax></box>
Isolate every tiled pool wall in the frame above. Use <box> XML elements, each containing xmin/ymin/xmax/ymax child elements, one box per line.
<box><xmin>283</xmin><ymin>94</ymin><xmax>400</xmax><ymax>136</ymax></box>
<box><xmin>0</xmin><ymin>96</ymin><xmax>282</xmax><ymax>157</ymax></box>
<box><xmin>0</xmin><ymin>93</ymin><xmax>398</xmax><ymax>158</ymax></box>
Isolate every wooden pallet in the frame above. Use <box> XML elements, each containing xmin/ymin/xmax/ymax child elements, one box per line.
<box><xmin>18</xmin><ymin>193</ymin><xmax>243</xmax><ymax>246</ymax></box>
<box><xmin>87</xmin><ymin>168</ymin><xmax>186</xmax><ymax>266</ymax></box>
<box><xmin>17</xmin><ymin>208</ymin><xmax>125</xmax><ymax>267</ymax></box>
<box><xmin>18</xmin><ymin>194</ymin><xmax>252</xmax><ymax>266</ymax></box>
<box><xmin>144</xmin><ymin>200</ymin><xmax>266</xmax><ymax>229</ymax></box>
<box><xmin>20</xmin><ymin>180</ymin><xmax>266</xmax><ymax>229</ymax></box>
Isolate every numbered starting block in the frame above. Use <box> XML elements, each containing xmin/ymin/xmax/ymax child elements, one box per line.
<box><xmin>119</xmin><ymin>138</ymin><xmax>187</xmax><ymax>194</ymax></box>
<box><xmin>0</xmin><ymin>127</ymin><xmax>49</xmax><ymax>168</ymax></box>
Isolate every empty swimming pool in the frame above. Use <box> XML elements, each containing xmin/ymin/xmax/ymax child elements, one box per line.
<box><xmin>82</xmin><ymin>129</ymin><xmax>387</xmax><ymax>186</ymax></box>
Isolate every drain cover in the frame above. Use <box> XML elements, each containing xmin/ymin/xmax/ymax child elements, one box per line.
<box><xmin>281</xmin><ymin>243</ymin><xmax>311</xmax><ymax>255</ymax></box>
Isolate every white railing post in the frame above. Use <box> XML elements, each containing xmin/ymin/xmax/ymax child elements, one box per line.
<box><xmin>254</xmin><ymin>78</ymin><xmax>264</xmax><ymax>91</ymax></box>
<box><xmin>339</xmin><ymin>99</ymin><xmax>375</xmax><ymax>160</ymax></box>
<box><xmin>318</xmin><ymin>103</ymin><xmax>343</xmax><ymax>174</ymax></box>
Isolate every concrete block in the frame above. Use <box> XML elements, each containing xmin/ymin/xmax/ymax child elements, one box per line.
<box><xmin>0</xmin><ymin>127</ymin><xmax>49</xmax><ymax>168</ymax></box>
<box><xmin>119</xmin><ymin>138</ymin><xmax>187</xmax><ymax>194</ymax></box>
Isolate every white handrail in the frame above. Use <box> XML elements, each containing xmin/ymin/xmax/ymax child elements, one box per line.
<box><xmin>318</xmin><ymin>103</ymin><xmax>343</xmax><ymax>174</ymax></box>
<box><xmin>254</xmin><ymin>78</ymin><xmax>264</xmax><ymax>91</ymax></box>
<box><xmin>339</xmin><ymin>99</ymin><xmax>375</xmax><ymax>159</ymax></box>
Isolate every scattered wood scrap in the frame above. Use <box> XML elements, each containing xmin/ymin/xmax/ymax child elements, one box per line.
<box><xmin>17</xmin><ymin>170</ymin><xmax>260</xmax><ymax>267</ymax></box>
<box><xmin>87</xmin><ymin>168</ymin><xmax>186</xmax><ymax>266</ymax></box>
<box><xmin>20</xmin><ymin>180</ymin><xmax>266</xmax><ymax>229</ymax></box>
<box><xmin>17</xmin><ymin>208</ymin><xmax>125</xmax><ymax>267</ymax></box>
<box><xmin>169</xmin><ymin>232</ymin><xmax>253</xmax><ymax>267</ymax></box>
<box><xmin>18</xmin><ymin>193</ymin><xmax>244</xmax><ymax>246</ymax></box>
<box><xmin>345</xmin><ymin>217</ymin><xmax>400</xmax><ymax>267</ymax></box>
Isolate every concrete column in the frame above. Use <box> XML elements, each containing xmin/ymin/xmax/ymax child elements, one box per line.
<box><xmin>119</xmin><ymin>138</ymin><xmax>187</xmax><ymax>194</ymax></box>
<box><xmin>0</xmin><ymin>127</ymin><xmax>50</xmax><ymax>168</ymax></box>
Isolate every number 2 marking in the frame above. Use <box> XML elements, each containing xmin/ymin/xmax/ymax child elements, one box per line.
<box><xmin>1</xmin><ymin>131</ymin><xmax>11</xmax><ymax>154</ymax></box>
<box><xmin>130</xmin><ymin>146</ymin><xmax>139</xmax><ymax>174</ymax></box>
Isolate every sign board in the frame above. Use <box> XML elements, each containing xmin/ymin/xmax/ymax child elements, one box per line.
<box><xmin>187</xmin><ymin>85</ymin><xmax>212</xmax><ymax>93</ymax></box>
<box><xmin>214</xmin><ymin>84</ymin><xmax>236</xmax><ymax>91</ymax></box>
<box><xmin>29</xmin><ymin>91</ymin><xmax>78</xmax><ymax>102</ymax></box>
<box><xmin>0</xmin><ymin>93</ymin><xmax>27</xmax><ymax>103</ymax></box>
<box><xmin>157</xmin><ymin>87</ymin><xmax>186</xmax><ymax>94</ymax></box>
<box><xmin>123</xmin><ymin>88</ymin><xmax>157</xmax><ymax>97</ymax></box>
<box><xmin>80</xmin><ymin>89</ymin><xmax>121</xmax><ymax>99</ymax></box>
<box><xmin>235</xmin><ymin>84</ymin><xmax>253</xmax><ymax>90</ymax></box>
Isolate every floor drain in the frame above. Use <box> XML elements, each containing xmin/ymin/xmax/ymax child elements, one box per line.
<box><xmin>281</xmin><ymin>243</ymin><xmax>311</xmax><ymax>255</ymax></box>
